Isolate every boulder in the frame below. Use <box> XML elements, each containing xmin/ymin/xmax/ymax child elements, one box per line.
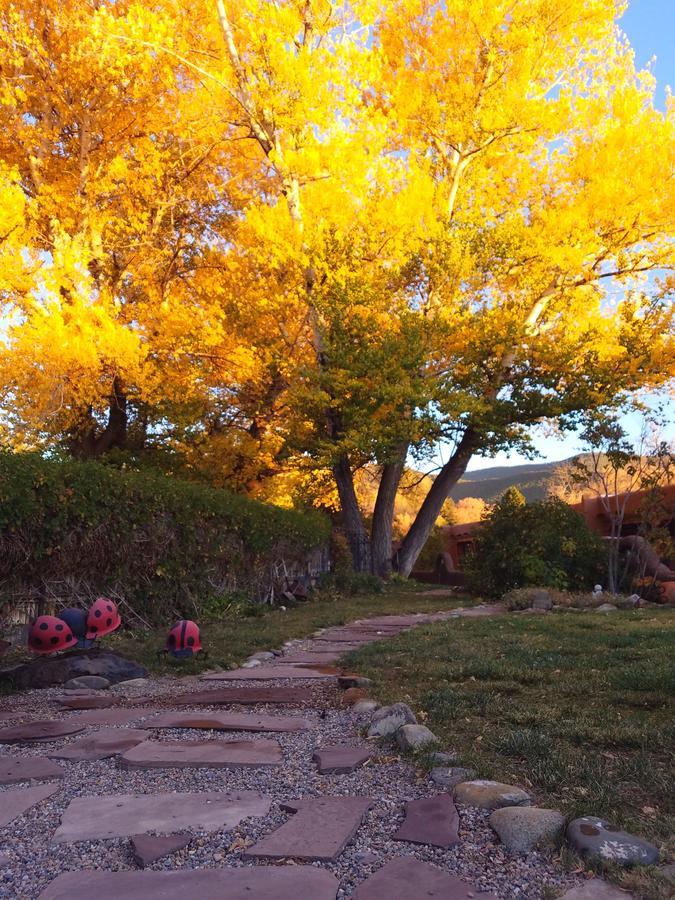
<box><xmin>64</xmin><ymin>675</ymin><xmax>111</xmax><ymax>690</ymax></box>
<box><xmin>341</xmin><ymin>688</ymin><xmax>368</xmax><ymax>706</ymax></box>
<box><xmin>396</xmin><ymin>724</ymin><xmax>438</xmax><ymax>752</ymax></box>
<box><xmin>454</xmin><ymin>780</ymin><xmax>531</xmax><ymax>810</ymax></box>
<box><xmin>429</xmin><ymin>751</ymin><xmax>457</xmax><ymax>766</ymax></box>
<box><xmin>0</xmin><ymin>649</ymin><xmax>147</xmax><ymax>690</ymax></box>
<box><xmin>532</xmin><ymin>590</ymin><xmax>553</xmax><ymax>611</ymax></box>
<box><xmin>595</xmin><ymin>604</ymin><xmax>618</xmax><ymax>613</ymax></box>
<box><xmin>352</xmin><ymin>700</ymin><xmax>380</xmax><ymax>715</ymax></box>
<box><xmin>567</xmin><ymin>817</ymin><xmax>659</xmax><ymax>866</ymax></box>
<box><xmin>250</xmin><ymin>651</ymin><xmax>275</xmax><ymax>661</ymax></box>
<box><xmin>367</xmin><ymin>703</ymin><xmax>416</xmax><ymax>739</ymax></box>
<box><xmin>490</xmin><ymin>806</ymin><xmax>565</xmax><ymax>853</ymax></box>
<box><xmin>431</xmin><ymin>767</ymin><xmax>476</xmax><ymax>790</ymax></box>
<box><xmin>241</xmin><ymin>659</ymin><xmax>261</xmax><ymax>668</ymax></box>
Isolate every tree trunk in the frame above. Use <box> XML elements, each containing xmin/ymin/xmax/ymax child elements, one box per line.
<box><xmin>68</xmin><ymin>376</ymin><xmax>128</xmax><ymax>458</ymax></box>
<box><xmin>395</xmin><ymin>428</ymin><xmax>478</xmax><ymax>577</ymax></box>
<box><xmin>370</xmin><ymin>451</ymin><xmax>407</xmax><ymax>577</ymax></box>
<box><xmin>332</xmin><ymin>456</ymin><xmax>371</xmax><ymax>572</ymax></box>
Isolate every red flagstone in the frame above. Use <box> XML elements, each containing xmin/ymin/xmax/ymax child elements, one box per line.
<box><xmin>119</xmin><ymin>737</ymin><xmax>283</xmax><ymax>769</ymax></box>
<box><xmin>47</xmin><ymin>728</ymin><xmax>148</xmax><ymax>761</ymax></box>
<box><xmin>353</xmin><ymin>857</ymin><xmax>498</xmax><ymax>899</ymax></box>
<box><xmin>201</xmin><ymin>666</ymin><xmax>336</xmax><ymax>680</ymax></box>
<box><xmin>130</xmin><ymin>832</ymin><xmax>191</xmax><ymax>867</ymax></box>
<box><xmin>173</xmin><ymin>686</ymin><xmax>314</xmax><ymax>705</ymax></box>
<box><xmin>0</xmin><ymin>755</ymin><xmax>64</xmax><ymax>784</ymax></box>
<box><xmin>313</xmin><ymin>745</ymin><xmax>371</xmax><ymax>774</ymax></box>
<box><xmin>38</xmin><ymin>866</ymin><xmax>339</xmax><ymax>899</ymax></box>
<box><xmin>0</xmin><ymin>721</ymin><xmax>86</xmax><ymax>744</ymax></box>
<box><xmin>393</xmin><ymin>794</ymin><xmax>461</xmax><ymax>848</ymax></box>
<box><xmin>0</xmin><ymin>783</ymin><xmax>60</xmax><ymax>828</ymax></box>
<box><xmin>245</xmin><ymin>796</ymin><xmax>373</xmax><ymax>861</ymax></box>
<box><xmin>144</xmin><ymin>711</ymin><xmax>310</xmax><ymax>732</ymax></box>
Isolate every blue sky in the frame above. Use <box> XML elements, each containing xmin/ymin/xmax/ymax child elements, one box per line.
<box><xmin>466</xmin><ymin>1</ymin><xmax>674</xmax><ymax>472</ymax></box>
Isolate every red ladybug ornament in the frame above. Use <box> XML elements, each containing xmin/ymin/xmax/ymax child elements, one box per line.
<box><xmin>162</xmin><ymin>620</ymin><xmax>204</xmax><ymax>659</ymax></box>
<box><xmin>28</xmin><ymin>615</ymin><xmax>78</xmax><ymax>654</ymax></box>
<box><xmin>86</xmin><ymin>597</ymin><xmax>121</xmax><ymax>639</ymax></box>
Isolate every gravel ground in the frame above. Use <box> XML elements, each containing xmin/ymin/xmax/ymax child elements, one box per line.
<box><xmin>0</xmin><ymin>641</ymin><xmax>583</xmax><ymax>898</ymax></box>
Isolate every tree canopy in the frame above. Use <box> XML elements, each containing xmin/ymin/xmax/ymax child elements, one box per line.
<box><xmin>0</xmin><ymin>0</ymin><xmax>673</xmax><ymax>574</ymax></box>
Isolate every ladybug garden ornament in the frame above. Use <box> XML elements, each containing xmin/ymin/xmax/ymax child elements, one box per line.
<box><xmin>86</xmin><ymin>597</ymin><xmax>121</xmax><ymax>639</ymax></box>
<box><xmin>28</xmin><ymin>615</ymin><xmax>78</xmax><ymax>654</ymax></box>
<box><xmin>159</xmin><ymin>620</ymin><xmax>207</xmax><ymax>661</ymax></box>
<box><xmin>56</xmin><ymin>607</ymin><xmax>94</xmax><ymax>649</ymax></box>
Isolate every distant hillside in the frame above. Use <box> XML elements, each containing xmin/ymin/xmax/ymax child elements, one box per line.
<box><xmin>450</xmin><ymin>457</ymin><xmax>575</xmax><ymax>503</ymax></box>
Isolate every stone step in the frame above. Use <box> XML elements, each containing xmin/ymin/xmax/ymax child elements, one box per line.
<box><xmin>144</xmin><ymin>711</ymin><xmax>311</xmax><ymax>732</ymax></box>
<box><xmin>201</xmin><ymin>666</ymin><xmax>336</xmax><ymax>681</ymax></box>
<box><xmin>65</xmin><ymin>708</ymin><xmax>161</xmax><ymax>727</ymax></box>
<box><xmin>172</xmin><ymin>686</ymin><xmax>314</xmax><ymax>706</ymax></box>
<box><xmin>352</xmin><ymin>857</ymin><xmax>498</xmax><ymax>899</ymax></box>
<box><xmin>0</xmin><ymin>755</ymin><xmax>64</xmax><ymax>784</ymax></box>
<box><xmin>38</xmin><ymin>866</ymin><xmax>339</xmax><ymax>900</ymax></box>
<box><xmin>119</xmin><ymin>737</ymin><xmax>283</xmax><ymax>769</ymax></box>
<box><xmin>52</xmin><ymin>790</ymin><xmax>271</xmax><ymax>843</ymax></box>
<box><xmin>0</xmin><ymin>720</ymin><xmax>86</xmax><ymax>744</ymax></box>
<box><xmin>0</xmin><ymin>783</ymin><xmax>60</xmax><ymax>828</ymax></box>
<box><xmin>393</xmin><ymin>794</ymin><xmax>460</xmax><ymax>848</ymax></box>
<box><xmin>245</xmin><ymin>796</ymin><xmax>373</xmax><ymax>861</ymax></box>
<box><xmin>313</xmin><ymin>745</ymin><xmax>372</xmax><ymax>774</ymax></box>
<box><xmin>47</xmin><ymin>728</ymin><xmax>148</xmax><ymax>761</ymax></box>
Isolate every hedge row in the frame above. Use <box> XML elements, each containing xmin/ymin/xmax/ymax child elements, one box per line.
<box><xmin>0</xmin><ymin>453</ymin><xmax>330</xmax><ymax>623</ymax></box>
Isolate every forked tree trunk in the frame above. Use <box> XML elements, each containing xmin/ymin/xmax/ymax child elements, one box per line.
<box><xmin>395</xmin><ymin>428</ymin><xmax>478</xmax><ymax>577</ymax></box>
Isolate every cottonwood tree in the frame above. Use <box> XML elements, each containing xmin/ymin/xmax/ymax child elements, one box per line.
<box><xmin>0</xmin><ymin>0</ymin><xmax>673</xmax><ymax>579</ymax></box>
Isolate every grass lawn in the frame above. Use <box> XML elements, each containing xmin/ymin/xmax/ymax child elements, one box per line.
<box><xmin>110</xmin><ymin>584</ymin><xmax>470</xmax><ymax>676</ymax></box>
<box><xmin>343</xmin><ymin>606</ymin><xmax>674</xmax><ymax>897</ymax></box>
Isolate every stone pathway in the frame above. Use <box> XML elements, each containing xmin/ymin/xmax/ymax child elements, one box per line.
<box><xmin>0</xmin><ymin>598</ymin><xmax>647</xmax><ymax>897</ymax></box>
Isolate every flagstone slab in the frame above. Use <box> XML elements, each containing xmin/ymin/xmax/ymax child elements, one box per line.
<box><xmin>67</xmin><ymin>708</ymin><xmax>159</xmax><ymax>726</ymax></box>
<box><xmin>0</xmin><ymin>783</ymin><xmax>60</xmax><ymax>828</ymax></box>
<box><xmin>0</xmin><ymin>720</ymin><xmax>86</xmax><ymax>744</ymax></box>
<box><xmin>39</xmin><ymin>866</ymin><xmax>339</xmax><ymax>899</ymax></box>
<box><xmin>119</xmin><ymin>738</ymin><xmax>282</xmax><ymax>769</ymax></box>
<box><xmin>314</xmin><ymin>631</ymin><xmax>385</xmax><ymax>643</ymax></box>
<box><xmin>275</xmin><ymin>652</ymin><xmax>344</xmax><ymax>664</ymax></box>
<box><xmin>352</xmin><ymin>857</ymin><xmax>498</xmax><ymax>899</ymax></box>
<box><xmin>245</xmin><ymin>796</ymin><xmax>373</xmax><ymax>861</ymax></box>
<box><xmin>0</xmin><ymin>755</ymin><xmax>65</xmax><ymax>784</ymax></box>
<box><xmin>313</xmin><ymin>745</ymin><xmax>372</xmax><ymax>774</ymax></box>
<box><xmin>47</xmin><ymin>728</ymin><xmax>148</xmax><ymax>761</ymax></box>
<box><xmin>173</xmin><ymin>686</ymin><xmax>314</xmax><ymax>706</ymax></box>
<box><xmin>393</xmin><ymin>794</ymin><xmax>460</xmax><ymax>848</ymax></box>
<box><xmin>201</xmin><ymin>666</ymin><xmax>336</xmax><ymax>680</ymax></box>
<box><xmin>131</xmin><ymin>831</ymin><xmax>191</xmax><ymax>867</ymax></box>
<box><xmin>300</xmin><ymin>643</ymin><xmax>364</xmax><ymax>653</ymax></box>
<box><xmin>145</xmin><ymin>711</ymin><xmax>310</xmax><ymax>732</ymax></box>
<box><xmin>57</xmin><ymin>696</ymin><xmax>116</xmax><ymax>710</ymax></box>
<box><xmin>52</xmin><ymin>789</ymin><xmax>271</xmax><ymax>842</ymax></box>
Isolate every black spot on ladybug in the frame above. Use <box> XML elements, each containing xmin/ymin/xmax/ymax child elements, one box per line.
<box><xmin>39</xmin><ymin>622</ymin><xmax>49</xmax><ymax>631</ymax></box>
<box><xmin>89</xmin><ymin>626</ymin><xmax>98</xmax><ymax>633</ymax></box>
<box><xmin>55</xmin><ymin>623</ymin><xmax>64</xmax><ymax>632</ymax></box>
<box><xmin>106</xmin><ymin>604</ymin><xmax>113</xmax><ymax>612</ymax></box>
<box><xmin>106</xmin><ymin>617</ymin><xmax>112</xmax><ymax>626</ymax></box>
<box><xmin>187</xmin><ymin>636</ymin><xmax>195</xmax><ymax>647</ymax></box>
<box><xmin>33</xmin><ymin>637</ymin><xmax>42</xmax><ymax>646</ymax></box>
<box><xmin>50</xmin><ymin>636</ymin><xmax>59</xmax><ymax>645</ymax></box>
<box><xmin>95</xmin><ymin>609</ymin><xmax>102</xmax><ymax>618</ymax></box>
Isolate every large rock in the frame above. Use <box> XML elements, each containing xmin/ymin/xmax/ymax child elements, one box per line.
<box><xmin>595</xmin><ymin>604</ymin><xmax>618</xmax><ymax>613</ymax></box>
<box><xmin>63</xmin><ymin>675</ymin><xmax>110</xmax><ymax>690</ymax></box>
<box><xmin>559</xmin><ymin>880</ymin><xmax>637</xmax><ymax>899</ymax></box>
<box><xmin>567</xmin><ymin>817</ymin><xmax>660</xmax><ymax>866</ymax></box>
<box><xmin>431</xmin><ymin>766</ymin><xmax>477</xmax><ymax>789</ymax></box>
<box><xmin>454</xmin><ymin>779</ymin><xmax>531</xmax><ymax>810</ymax></box>
<box><xmin>532</xmin><ymin>590</ymin><xmax>553</xmax><ymax>611</ymax></box>
<box><xmin>0</xmin><ymin>649</ymin><xmax>147</xmax><ymax>690</ymax></box>
<box><xmin>367</xmin><ymin>703</ymin><xmax>416</xmax><ymax>738</ymax></box>
<box><xmin>352</xmin><ymin>700</ymin><xmax>380</xmax><ymax>714</ymax></box>
<box><xmin>490</xmin><ymin>806</ymin><xmax>565</xmax><ymax>853</ymax></box>
<box><xmin>396</xmin><ymin>724</ymin><xmax>438</xmax><ymax>751</ymax></box>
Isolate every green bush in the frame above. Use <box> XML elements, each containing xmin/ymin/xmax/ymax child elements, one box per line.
<box><xmin>0</xmin><ymin>452</ymin><xmax>329</xmax><ymax>623</ymax></box>
<box><xmin>314</xmin><ymin>571</ymin><xmax>384</xmax><ymax>598</ymax></box>
<box><xmin>466</xmin><ymin>489</ymin><xmax>605</xmax><ymax>598</ymax></box>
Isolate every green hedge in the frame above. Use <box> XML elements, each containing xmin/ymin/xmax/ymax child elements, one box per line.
<box><xmin>0</xmin><ymin>453</ymin><xmax>329</xmax><ymax>622</ymax></box>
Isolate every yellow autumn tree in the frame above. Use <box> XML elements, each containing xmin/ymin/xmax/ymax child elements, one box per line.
<box><xmin>0</xmin><ymin>0</ymin><xmax>672</xmax><ymax>579</ymax></box>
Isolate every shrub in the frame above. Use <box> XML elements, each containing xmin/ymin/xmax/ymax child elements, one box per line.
<box><xmin>0</xmin><ymin>452</ymin><xmax>329</xmax><ymax>623</ymax></box>
<box><xmin>466</xmin><ymin>490</ymin><xmax>605</xmax><ymax>598</ymax></box>
<box><xmin>502</xmin><ymin>587</ymin><xmax>546</xmax><ymax>611</ymax></box>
